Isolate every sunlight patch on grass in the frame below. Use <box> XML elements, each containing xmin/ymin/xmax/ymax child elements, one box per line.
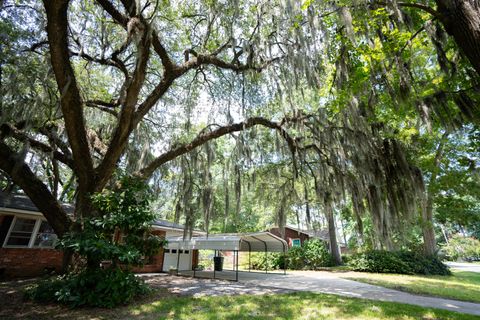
<box><xmin>344</xmin><ymin>270</ymin><xmax>480</xmax><ymax>303</ymax></box>
<box><xmin>128</xmin><ymin>292</ymin><xmax>479</xmax><ymax>320</ymax></box>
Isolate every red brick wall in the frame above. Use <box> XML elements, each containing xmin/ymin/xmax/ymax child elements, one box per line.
<box><xmin>0</xmin><ymin>248</ymin><xmax>63</xmax><ymax>278</ymax></box>
<box><xmin>268</xmin><ymin>227</ymin><xmax>310</xmax><ymax>247</ymax></box>
<box><xmin>0</xmin><ymin>229</ymin><xmax>173</xmax><ymax>276</ymax></box>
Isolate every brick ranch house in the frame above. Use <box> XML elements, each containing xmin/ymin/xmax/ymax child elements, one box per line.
<box><xmin>0</xmin><ymin>192</ymin><xmax>202</xmax><ymax>278</ymax></box>
<box><xmin>268</xmin><ymin>225</ymin><xmax>348</xmax><ymax>253</ymax></box>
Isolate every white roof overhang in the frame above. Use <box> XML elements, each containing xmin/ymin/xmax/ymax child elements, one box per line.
<box><xmin>165</xmin><ymin>232</ymin><xmax>287</xmax><ymax>252</ymax></box>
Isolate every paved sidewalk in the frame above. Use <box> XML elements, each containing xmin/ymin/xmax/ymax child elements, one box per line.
<box><xmin>238</xmin><ymin>270</ymin><xmax>480</xmax><ymax>316</ymax></box>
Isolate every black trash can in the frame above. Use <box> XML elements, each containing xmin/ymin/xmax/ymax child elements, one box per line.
<box><xmin>213</xmin><ymin>256</ymin><xmax>224</xmax><ymax>271</ymax></box>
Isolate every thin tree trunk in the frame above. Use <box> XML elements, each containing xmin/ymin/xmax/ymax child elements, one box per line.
<box><xmin>340</xmin><ymin>218</ymin><xmax>348</xmax><ymax>248</ymax></box>
<box><xmin>324</xmin><ymin>194</ymin><xmax>342</xmax><ymax>265</ymax></box>
<box><xmin>440</xmin><ymin>224</ymin><xmax>449</xmax><ymax>244</ymax></box>
<box><xmin>422</xmin><ymin>196</ymin><xmax>437</xmax><ymax>256</ymax></box>
<box><xmin>422</xmin><ymin>132</ymin><xmax>447</xmax><ymax>256</ymax></box>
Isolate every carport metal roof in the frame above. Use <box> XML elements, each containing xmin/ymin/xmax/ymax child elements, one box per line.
<box><xmin>165</xmin><ymin>232</ymin><xmax>287</xmax><ymax>252</ymax></box>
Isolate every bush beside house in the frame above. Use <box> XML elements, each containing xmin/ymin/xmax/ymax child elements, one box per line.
<box><xmin>26</xmin><ymin>176</ymin><xmax>164</xmax><ymax>308</ymax></box>
<box><xmin>250</xmin><ymin>239</ymin><xmax>333</xmax><ymax>271</ymax></box>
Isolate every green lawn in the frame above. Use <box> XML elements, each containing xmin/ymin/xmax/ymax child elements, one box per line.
<box><xmin>344</xmin><ymin>270</ymin><xmax>480</xmax><ymax>303</ymax></box>
<box><xmin>2</xmin><ymin>279</ymin><xmax>479</xmax><ymax>319</ymax></box>
<box><xmin>127</xmin><ymin>292</ymin><xmax>478</xmax><ymax>320</ymax></box>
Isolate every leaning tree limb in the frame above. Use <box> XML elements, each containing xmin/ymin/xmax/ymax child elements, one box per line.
<box><xmin>43</xmin><ymin>0</ymin><xmax>95</xmax><ymax>193</ymax></box>
<box><xmin>0</xmin><ymin>123</ymin><xmax>74</xmax><ymax>168</ymax></box>
<box><xmin>0</xmin><ymin>141</ymin><xmax>71</xmax><ymax>236</ymax></box>
<box><xmin>137</xmin><ymin>117</ymin><xmax>298</xmax><ymax>179</ymax></box>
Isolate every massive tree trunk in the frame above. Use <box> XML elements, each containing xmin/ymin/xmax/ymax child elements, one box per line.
<box><xmin>436</xmin><ymin>0</ymin><xmax>480</xmax><ymax>75</ymax></box>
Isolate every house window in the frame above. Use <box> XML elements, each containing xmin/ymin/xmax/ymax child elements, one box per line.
<box><xmin>0</xmin><ymin>215</ymin><xmax>14</xmax><ymax>245</ymax></box>
<box><xmin>5</xmin><ymin>217</ymin><xmax>37</xmax><ymax>247</ymax></box>
<box><xmin>33</xmin><ymin>221</ymin><xmax>57</xmax><ymax>248</ymax></box>
<box><xmin>3</xmin><ymin>216</ymin><xmax>57</xmax><ymax>248</ymax></box>
<box><xmin>291</xmin><ymin>238</ymin><xmax>301</xmax><ymax>247</ymax></box>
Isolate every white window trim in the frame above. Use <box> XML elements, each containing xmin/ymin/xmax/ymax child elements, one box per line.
<box><xmin>30</xmin><ymin>219</ymin><xmax>42</xmax><ymax>248</ymax></box>
<box><xmin>2</xmin><ymin>215</ymin><xmax>52</xmax><ymax>249</ymax></box>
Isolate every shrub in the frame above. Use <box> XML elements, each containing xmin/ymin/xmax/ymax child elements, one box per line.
<box><xmin>26</xmin><ymin>175</ymin><xmax>163</xmax><ymax>308</ymax></box>
<box><xmin>25</xmin><ymin>268</ymin><xmax>149</xmax><ymax>308</ymax></box>
<box><xmin>24</xmin><ymin>277</ymin><xmax>65</xmax><ymax>303</ymax></box>
<box><xmin>341</xmin><ymin>254</ymin><xmax>351</xmax><ymax>264</ymax></box>
<box><xmin>302</xmin><ymin>239</ymin><xmax>334</xmax><ymax>269</ymax></box>
<box><xmin>250</xmin><ymin>252</ymin><xmax>284</xmax><ymax>271</ymax></box>
<box><xmin>348</xmin><ymin>250</ymin><xmax>412</xmax><ymax>274</ymax></box>
<box><xmin>442</xmin><ymin>235</ymin><xmax>480</xmax><ymax>262</ymax></box>
<box><xmin>396</xmin><ymin>251</ymin><xmax>450</xmax><ymax>275</ymax></box>
<box><xmin>285</xmin><ymin>246</ymin><xmax>305</xmax><ymax>270</ymax></box>
<box><xmin>348</xmin><ymin>250</ymin><xmax>450</xmax><ymax>275</ymax></box>
<box><xmin>284</xmin><ymin>239</ymin><xmax>334</xmax><ymax>270</ymax></box>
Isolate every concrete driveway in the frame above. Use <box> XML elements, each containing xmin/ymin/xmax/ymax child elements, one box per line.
<box><xmin>237</xmin><ymin>270</ymin><xmax>480</xmax><ymax>316</ymax></box>
<box><xmin>140</xmin><ymin>270</ymin><xmax>480</xmax><ymax>316</ymax></box>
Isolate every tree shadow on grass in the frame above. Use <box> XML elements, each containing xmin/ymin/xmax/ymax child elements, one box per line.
<box><xmin>126</xmin><ymin>292</ymin><xmax>478</xmax><ymax>320</ymax></box>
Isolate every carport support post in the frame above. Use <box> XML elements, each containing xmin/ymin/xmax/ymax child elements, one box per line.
<box><xmin>265</xmin><ymin>247</ymin><xmax>268</xmax><ymax>274</ymax></box>
<box><xmin>176</xmin><ymin>246</ymin><xmax>181</xmax><ymax>276</ymax></box>
<box><xmin>213</xmin><ymin>250</ymin><xmax>216</xmax><ymax>279</ymax></box>
<box><xmin>235</xmin><ymin>250</ymin><xmax>239</xmax><ymax>282</ymax></box>
<box><xmin>193</xmin><ymin>251</ymin><xmax>196</xmax><ymax>278</ymax></box>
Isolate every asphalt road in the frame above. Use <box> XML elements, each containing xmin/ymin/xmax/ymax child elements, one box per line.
<box><xmin>446</xmin><ymin>261</ymin><xmax>480</xmax><ymax>273</ymax></box>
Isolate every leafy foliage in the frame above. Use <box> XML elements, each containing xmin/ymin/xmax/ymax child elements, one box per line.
<box><xmin>25</xmin><ymin>268</ymin><xmax>149</xmax><ymax>308</ymax></box>
<box><xmin>57</xmin><ymin>175</ymin><xmax>165</xmax><ymax>267</ymax></box>
<box><xmin>249</xmin><ymin>239</ymin><xmax>333</xmax><ymax>271</ymax></box>
<box><xmin>348</xmin><ymin>250</ymin><xmax>450</xmax><ymax>275</ymax></box>
<box><xmin>1</xmin><ymin>0</ymin><xmax>479</xmax><ymax>281</ymax></box>
<box><xmin>442</xmin><ymin>235</ymin><xmax>480</xmax><ymax>262</ymax></box>
<box><xmin>27</xmin><ymin>176</ymin><xmax>161</xmax><ymax>307</ymax></box>
<box><xmin>250</xmin><ymin>252</ymin><xmax>284</xmax><ymax>271</ymax></box>
<box><xmin>285</xmin><ymin>239</ymin><xmax>334</xmax><ymax>270</ymax></box>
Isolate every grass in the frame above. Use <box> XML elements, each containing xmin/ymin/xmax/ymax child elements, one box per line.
<box><xmin>2</xmin><ymin>278</ymin><xmax>479</xmax><ymax>319</ymax></box>
<box><xmin>344</xmin><ymin>270</ymin><xmax>480</xmax><ymax>303</ymax></box>
<box><xmin>127</xmin><ymin>292</ymin><xmax>479</xmax><ymax>320</ymax></box>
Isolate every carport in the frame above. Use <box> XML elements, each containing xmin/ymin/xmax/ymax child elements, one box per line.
<box><xmin>165</xmin><ymin>232</ymin><xmax>288</xmax><ymax>281</ymax></box>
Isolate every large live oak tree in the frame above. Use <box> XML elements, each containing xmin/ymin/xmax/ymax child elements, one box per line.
<box><xmin>1</xmin><ymin>0</ymin><xmax>479</xmax><ymax>259</ymax></box>
<box><xmin>0</xmin><ymin>0</ymin><xmax>293</xmax><ymax>237</ymax></box>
